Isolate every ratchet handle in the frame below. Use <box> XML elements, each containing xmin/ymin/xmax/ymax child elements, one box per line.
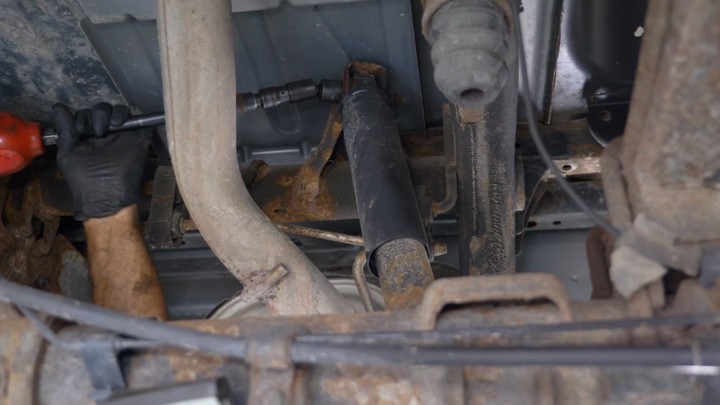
<box><xmin>41</xmin><ymin>112</ymin><xmax>166</xmax><ymax>146</ymax></box>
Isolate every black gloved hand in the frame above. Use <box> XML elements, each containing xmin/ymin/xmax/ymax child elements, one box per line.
<box><xmin>52</xmin><ymin>102</ymin><xmax>151</xmax><ymax>221</ymax></box>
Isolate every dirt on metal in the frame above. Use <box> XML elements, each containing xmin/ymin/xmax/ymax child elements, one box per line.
<box><xmin>0</xmin><ymin>176</ymin><xmax>77</xmax><ymax>295</ymax></box>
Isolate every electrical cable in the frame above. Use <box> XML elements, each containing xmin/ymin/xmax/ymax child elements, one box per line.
<box><xmin>511</xmin><ymin>0</ymin><xmax>622</xmax><ymax>238</ymax></box>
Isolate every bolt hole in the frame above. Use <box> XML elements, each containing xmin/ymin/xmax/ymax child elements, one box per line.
<box><xmin>460</xmin><ymin>88</ymin><xmax>485</xmax><ymax>104</ymax></box>
<box><xmin>527</xmin><ymin>221</ymin><xmax>537</xmax><ymax>229</ymax></box>
<box><xmin>600</xmin><ymin>110</ymin><xmax>612</xmax><ymax>122</ymax></box>
<box><xmin>552</xmin><ymin>220</ymin><xmax>562</xmax><ymax>226</ymax></box>
<box><xmin>561</xmin><ymin>164</ymin><xmax>573</xmax><ymax>172</ymax></box>
<box><xmin>274</xmin><ymin>209</ymin><xmax>285</xmax><ymax>214</ymax></box>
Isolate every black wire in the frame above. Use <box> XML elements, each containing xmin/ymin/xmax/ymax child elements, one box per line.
<box><xmin>511</xmin><ymin>0</ymin><xmax>622</xmax><ymax>238</ymax></box>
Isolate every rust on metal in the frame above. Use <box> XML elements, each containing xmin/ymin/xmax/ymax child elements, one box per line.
<box><xmin>342</xmin><ymin>61</ymin><xmax>389</xmax><ymax>94</ymax></box>
<box><xmin>585</xmin><ymin>226</ymin><xmax>615</xmax><ymax>300</ymax></box>
<box><xmin>238</xmin><ymin>265</ymin><xmax>290</xmax><ymax>304</ymax></box>
<box><xmin>457</xmin><ymin>106</ymin><xmax>486</xmax><ymax>125</ymax></box>
<box><xmin>620</xmin><ymin>0</ymin><xmax>720</xmax><ymax>243</ymax></box>
<box><xmin>375</xmin><ymin>239</ymin><xmax>435</xmax><ymax>311</ymax></box>
<box><xmin>261</xmin><ymin>174</ymin><xmax>338</xmax><ymax>223</ymax></box>
<box><xmin>277</xmin><ymin>224</ymin><xmax>364</xmax><ymax>246</ymax></box>
<box><xmin>0</xmin><ymin>176</ymin><xmax>82</xmax><ymax>296</ymax></box>
<box><xmin>4</xmin><ymin>269</ymin><xmax>720</xmax><ymax>405</ymax></box>
<box><xmin>415</xmin><ymin>274</ymin><xmax>573</xmax><ymax>330</ymax></box>
<box><xmin>181</xmin><ymin>218</ymin><xmax>364</xmax><ymax>247</ymax></box>
<box><xmin>319</xmin><ymin>365</ymin><xmax>461</xmax><ymax>405</ymax></box>
<box><xmin>261</xmin><ymin>106</ymin><xmax>342</xmax><ymax>222</ymax></box>
<box><xmin>432</xmin><ymin>104</ymin><xmax>458</xmax><ymax>216</ymax></box>
<box><xmin>261</xmin><ymin>62</ymin><xmax>394</xmax><ymax>222</ymax></box>
<box><xmin>0</xmin><ymin>318</ymin><xmax>44</xmax><ymax>405</ymax></box>
<box><xmin>400</xmin><ymin>128</ymin><xmax>444</xmax><ymax>158</ymax></box>
<box><xmin>289</xmin><ymin>105</ymin><xmax>344</xmax><ymax>213</ymax></box>
<box><xmin>600</xmin><ymin>138</ymin><xmax>633</xmax><ymax>231</ymax></box>
<box><xmin>351</xmin><ymin>252</ymin><xmax>378</xmax><ymax>312</ymax></box>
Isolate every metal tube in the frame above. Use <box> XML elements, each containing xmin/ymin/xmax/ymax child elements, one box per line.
<box><xmin>352</xmin><ymin>252</ymin><xmax>378</xmax><ymax>312</ymax></box>
<box><xmin>157</xmin><ymin>0</ymin><xmax>351</xmax><ymax>315</ymax></box>
<box><xmin>290</xmin><ymin>343</ymin><xmax>720</xmax><ymax>368</ymax></box>
<box><xmin>278</xmin><ymin>224</ymin><xmax>364</xmax><ymax>247</ymax></box>
<box><xmin>375</xmin><ymin>239</ymin><xmax>435</xmax><ymax>310</ymax></box>
<box><xmin>342</xmin><ymin>76</ymin><xmax>434</xmax><ymax>310</ymax></box>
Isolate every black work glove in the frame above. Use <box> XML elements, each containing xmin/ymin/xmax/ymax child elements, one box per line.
<box><xmin>52</xmin><ymin>102</ymin><xmax>151</xmax><ymax>221</ymax></box>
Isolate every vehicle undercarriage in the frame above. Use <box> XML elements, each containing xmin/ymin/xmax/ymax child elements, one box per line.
<box><xmin>1</xmin><ymin>0</ymin><xmax>719</xmax><ymax>403</ymax></box>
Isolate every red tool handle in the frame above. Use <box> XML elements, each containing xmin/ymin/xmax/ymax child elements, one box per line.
<box><xmin>0</xmin><ymin>112</ymin><xmax>45</xmax><ymax>176</ymax></box>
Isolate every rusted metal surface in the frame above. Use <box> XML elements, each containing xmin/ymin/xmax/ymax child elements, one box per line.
<box><xmin>0</xmin><ymin>175</ymin><xmax>87</xmax><ymax>299</ymax></box>
<box><xmin>277</xmin><ymin>224</ymin><xmax>364</xmax><ymax>247</ymax></box>
<box><xmin>543</xmin><ymin>156</ymin><xmax>601</xmax><ymax>180</ymax></box>
<box><xmin>25</xmin><ymin>135</ymin><xmax>447</xmax><ymax>226</ymax></box>
<box><xmin>590</xmin><ymin>0</ymin><xmax>720</xmax><ymax>301</ymax></box>
<box><xmin>259</xmin><ymin>168</ymin><xmax>341</xmax><ymax>223</ymax></box>
<box><xmin>455</xmin><ymin>90</ymin><xmax>518</xmax><ymax>275</ymax></box>
<box><xmin>600</xmin><ymin>138</ymin><xmax>633</xmax><ymax>231</ymax></box>
<box><xmin>157</xmin><ymin>0</ymin><xmax>351</xmax><ymax>315</ymax></box>
<box><xmin>246</xmin><ymin>325</ymin><xmax>307</xmax><ymax>405</ymax></box>
<box><xmin>439</xmin><ymin>0</ymin><xmax>517</xmax><ymax>273</ymax></box>
<box><xmin>621</xmin><ymin>0</ymin><xmax>720</xmax><ymax>243</ymax></box>
<box><xmin>375</xmin><ymin>239</ymin><xmax>435</xmax><ymax>311</ymax></box>
<box><xmin>0</xmin><ymin>318</ymin><xmax>44</xmax><ymax>405</ymax></box>
<box><xmin>3</xmin><ymin>272</ymin><xmax>718</xmax><ymax>404</ymax></box>
<box><xmin>289</xmin><ymin>106</ymin><xmax>343</xmax><ymax>214</ymax></box>
<box><xmin>585</xmin><ymin>226</ymin><xmax>614</xmax><ymax>300</ymax></box>
<box><xmin>182</xmin><ymin>219</ymin><xmax>365</xmax><ymax>247</ymax></box>
<box><xmin>415</xmin><ymin>273</ymin><xmax>573</xmax><ymax>330</ymax></box>
<box><xmin>237</xmin><ymin>265</ymin><xmax>289</xmax><ymax>305</ymax></box>
<box><xmin>315</xmin><ymin>365</ymin><xmax>463</xmax><ymax>405</ymax></box>
<box><xmin>351</xmin><ymin>252</ymin><xmax>377</xmax><ymax>312</ymax></box>
<box><xmin>432</xmin><ymin>104</ymin><xmax>459</xmax><ymax>216</ymax></box>
<box><xmin>255</xmin><ymin>151</ymin><xmax>447</xmax><ymax>223</ymax></box>
<box><xmin>261</xmin><ymin>106</ymin><xmax>344</xmax><ymax>223</ymax></box>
